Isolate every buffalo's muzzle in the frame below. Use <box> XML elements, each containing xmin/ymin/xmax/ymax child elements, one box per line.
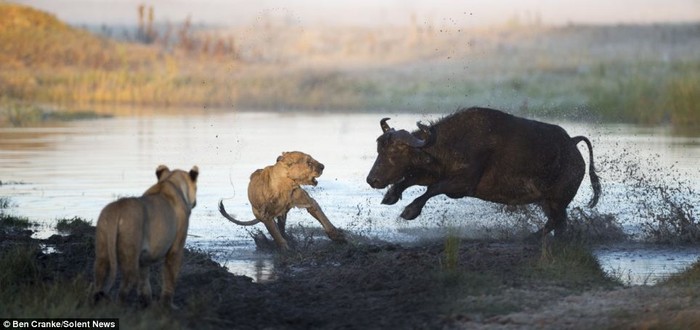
<box><xmin>366</xmin><ymin>176</ymin><xmax>384</xmax><ymax>189</ymax></box>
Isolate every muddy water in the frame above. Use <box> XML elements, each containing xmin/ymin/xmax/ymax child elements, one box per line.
<box><xmin>1</xmin><ymin>110</ymin><xmax>698</xmax><ymax>284</ymax></box>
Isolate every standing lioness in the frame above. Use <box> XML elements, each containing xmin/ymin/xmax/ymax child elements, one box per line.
<box><xmin>219</xmin><ymin>151</ymin><xmax>345</xmax><ymax>250</ymax></box>
<box><xmin>93</xmin><ymin>165</ymin><xmax>199</xmax><ymax>308</ymax></box>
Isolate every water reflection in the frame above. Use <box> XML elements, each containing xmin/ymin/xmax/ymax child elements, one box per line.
<box><xmin>198</xmin><ymin>240</ymin><xmax>277</xmax><ymax>283</ymax></box>
<box><xmin>224</xmin><ymin>257</ymin><xmax>277</xmax><ymax>283</ymax></box>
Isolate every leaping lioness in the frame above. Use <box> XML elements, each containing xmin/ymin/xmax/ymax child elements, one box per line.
<box><xmin>219</xmin><ymin>151</ymin><xmax>345</xmax><ymax>250</ymax></box>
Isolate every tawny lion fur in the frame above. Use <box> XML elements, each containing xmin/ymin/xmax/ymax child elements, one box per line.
<box><xmin>92</xmin><ymin>165</ymin><xmax>199</xmax><ymax>308</ymax></box>
<box><xmin>219</xmin><ymin>151</ymin><xmax>344</xmax><ymax>250</ymax></box>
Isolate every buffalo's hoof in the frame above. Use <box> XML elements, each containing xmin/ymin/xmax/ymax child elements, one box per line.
<box><xmin>381</xmin><ymin>193</ymin><xmax>400</xmax><ymax>205</ymax></box>
<box><xmin>400</xmin><ymin>205</ymin><xmax>422</xmax><ymax>220</ymax></box>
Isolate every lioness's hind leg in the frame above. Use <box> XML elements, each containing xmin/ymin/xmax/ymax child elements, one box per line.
<box><xmin>276</xmin><ymin>214</ymin><xmax>288</xmax><ymax>237</ymax></box>
<box><xmin>93</xmin><ymin>247</ymin><xmax>112</xmax><ymax>300</ymax></box>
<box><xmin>137</xmin><ymin>266</ymin><xmax>152</xmax><ymax>307</ymax></box>
<box><xmin>117</xmin><ymin>243</ymin><xmax>140</xmax><ymax>304</ymax></box>
<box><xmin>263</xmin><ymin>219</ymin><xmax>290</xmax><ymax>250</ymax></box>
<box><xmin>161</xmin><ymin>249</ymin><xmax>184</xmax><ymax>309</ymax></box>
<box><xmin>118</xmin><ymin>267</ymin><xmax>138</xmax><ymax>304</ymax></box>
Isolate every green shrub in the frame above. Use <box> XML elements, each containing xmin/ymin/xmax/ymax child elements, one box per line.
<box><xmin>56</xmin><ymin>216</ymin><xmax>93</xmax><ymax>234</ymax></box>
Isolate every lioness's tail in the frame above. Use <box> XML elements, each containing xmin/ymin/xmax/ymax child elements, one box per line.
<box><xmin>218</xmin><ymin>200</ymin><xmax>260</xmax><ymax>226</ymax></box>
<box><xmin>105</xmin><ymin>213</ymin><xmax>119</xmax><ymax>287</ymax></box>
<box><xmin>572</xmin><ymin>136</ymin><xmax>602</xmax><ymax>208</ymax></box>
<box><xmin>93</xmin><ymin>203</ymin><xmax>120</xmax><ymax>303</ymax></box>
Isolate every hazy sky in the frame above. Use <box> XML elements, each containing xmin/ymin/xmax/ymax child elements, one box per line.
<box><xmin>12</xmin><ymin>0</ymin><xmax>700</xmax><ymax>27</ymax></box>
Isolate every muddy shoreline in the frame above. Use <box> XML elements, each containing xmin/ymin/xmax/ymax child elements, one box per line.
<box><xmin>2</xmin><ymin>222</ymin><xmax>700</xmax><ymax>329</ymax></box>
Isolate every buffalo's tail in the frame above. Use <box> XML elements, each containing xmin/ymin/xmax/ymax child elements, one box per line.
<box><xmin>218</xmin><ymin>200</ymin><xmax>261</xmax><ymax>226</ymax></box>
<box><xmin>572</xmin><ymin>136</ymin><xmax>601</xmax><ymax>208</ymax></box>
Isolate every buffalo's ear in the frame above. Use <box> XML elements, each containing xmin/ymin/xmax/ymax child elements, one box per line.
<box><xmin>416</xmin><ymin>122</ymin><xmax>436</xmax><ymax>147</ymax></box>
<box><xmin>393</xmin><ymin>130</ymin><xmax>427</xmax><ymax>148</ymax></box>
<box><xmin>156</xmin><ymin>165</ymin><xmax>170</xmax><ymax>180</ymax></box>
<box><xmin>189</xmin><ymin>166</ymin><xmax>199</xmax><ymax>182</ymax></box>
<box><xmin>416</xmin><ymin>122</ymin><xmax>431</xmax><ymax>135</ymax></box>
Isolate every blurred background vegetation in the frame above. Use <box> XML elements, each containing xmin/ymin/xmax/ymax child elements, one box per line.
<box><xmin>0</xmin><ymin>3</ymin><xmax>698</xmax><ymax>127</ymax></box>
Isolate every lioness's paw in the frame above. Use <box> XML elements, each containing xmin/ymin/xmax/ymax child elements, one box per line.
<box><xmin>328</xmin><ymin>230</ymin><xmax>346</xmax><ymax>243</ymax></box>
<box><xmin>92</xmin><ymin>292</ymin><xmax>110</xmax><ymax>305</ymax></box>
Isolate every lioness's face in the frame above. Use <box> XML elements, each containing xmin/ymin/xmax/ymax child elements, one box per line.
<box><xmin>277</xmin><ymin>151</ymin><xmax>324</xmax><ymax>186</ymax></box>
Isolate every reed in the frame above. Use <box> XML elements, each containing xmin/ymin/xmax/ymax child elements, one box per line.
<box><xmin>585</xmin><ymin>61</ymin><xmax>700</xmax><ymax>126</ymax></box>
<box><xmin>443</xmin><ymin>231</ymin><xmax>460</xmax><ymax>271</ymax></box>
<box><xmin>532</xmin><ymin>241</ymin><xmax>618</xmax><ymax>288</ymax></box>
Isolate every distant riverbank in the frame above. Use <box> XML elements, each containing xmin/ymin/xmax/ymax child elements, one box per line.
<box><xmin>2</xmin><ymin>3</ymin><xmax>699</xmax><ymax>128</ymax></box>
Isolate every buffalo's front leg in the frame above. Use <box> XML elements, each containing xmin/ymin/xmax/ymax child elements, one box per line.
<box><xmin>382</xmin><ymin>177</ymin><xmax>416</xmax><ymax>205</ymax></box>
<box><xmin>401</xmin><ymin>174</ymin><xmax>481</xmax><ymax>220</ymax></box>
<box><xmin>400</xmin><ymin>186</ymin><xmax>439</xmax><ymax>220</ymax></box>
<box><xmin>382</xmin><ymin>185</ymin><xmax>402</xmax><ymax>205</ymax></box>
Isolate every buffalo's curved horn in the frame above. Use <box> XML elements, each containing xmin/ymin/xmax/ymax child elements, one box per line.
<box><xmin>393</xmin><ymin>130</ymin><xmax>426</xmax><ymax>148</ymax></box>
<box><xmin>380</xmin><ymin>117</ymin><xmax>392</xmax><ymax>133</ymax></box>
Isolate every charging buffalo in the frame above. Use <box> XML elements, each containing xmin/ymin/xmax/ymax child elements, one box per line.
<box><xmin>366</xmin><ymin>107</ymin><xmax>601</xmax><ymax>237</ymax></box>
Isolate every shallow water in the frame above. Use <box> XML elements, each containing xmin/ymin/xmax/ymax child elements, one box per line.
<box><xmin>1</xmin><ymin>110</ymin><xmax>699</xmax><ymax>284</ymax></box>
<box><xmin>594</xmin><ymin>244</ymin><xmax>700</xmax><ymax>285</ymax></box>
